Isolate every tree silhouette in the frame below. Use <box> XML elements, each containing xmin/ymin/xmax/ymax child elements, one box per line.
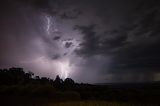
<box><xmin>64</xmin><ymin>78</ymin><xmax>74</xmax><ymax>85</ymax></box>
<box><xmin>54</xmin><ymin>75</ymin><xmax>63</xmax><ymax>88</ymax></box>
<box><xmin>64</xmin><ymin>78</ymin><xmax>75</xmax><ymax>89</ymax></box>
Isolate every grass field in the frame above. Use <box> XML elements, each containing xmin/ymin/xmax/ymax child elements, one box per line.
<box><xmin>45</xmin><ymin>101</ymin><xmax>155</xmax><ymax>106</ymax></box>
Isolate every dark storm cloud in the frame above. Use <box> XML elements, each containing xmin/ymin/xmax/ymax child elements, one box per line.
<box><xmin>65</xmin><ymin>42</ymin><xmax>73</xmax><ymax>48</ymax></box>
<box><xmin>72</xmin><ymin>17</ymin><xmax>160</xmax><ymax>77</ymax></box>
<box><xmin>52</xmin><ymin>54</ymin><xmax>61</xmax><ymax>60</ymax></box>
<box><xmin>17</xmin><ymin>0</ymin><xmax>62</xmax><ymax>15</ymax></box>
<box><xmin>25</xmin><ymin>0</ymin><xmax>82</xmax><ymax>20</ymax></box>
<box><xmin>112</xmin><ymin>37</ymin><xmax>160</xmax><ymax>69</ymax></box>
<box><xmin>74</xmin><ymin>24</ymin><xmax>128</xmax><ymax>56</ymax></box>
<box><xmin>73</xmin><ymin>24</ymin><xmax>99</xmax><ymax>56</ymax></box>
<box><xmin>72</xmin><ymin>0</ymin><xmax>160</xmax><ymax>82</ymax></box>
<box><xmin>53</xmin><ymin>36</ymin><xmax>61</xmax><ymax>40</ymax></box>
<box><xmin>108</xmin><ymin>0</ymin><xmax>160</xmax><ymax>73</ymax></box>
<box><xmin>1</xmin><ymin>0</ymin><xmax>160</xmax><ymax>83</ymax></box>
<box><xmin>59</xmin><ymin>8</ymin><xmax>82</xmax><ymax>20</ymax></box>
<box><xmin>121</xmin><ymin>0</ymin><xmax>160</xmax><ymax>35</ymax></box>
<box><xmin>60</xmin><ymin>13</ymin><xmax>77</xmax><ymax>20</ymax></box>
<box><xmin>33</xmin><ymin>0</ymin><xmax>50</xmax><ymax>9</ymax></box>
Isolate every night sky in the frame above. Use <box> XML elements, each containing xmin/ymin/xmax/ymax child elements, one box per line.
<box><xmin>0</xmin><ymin>0</ymin><xmax>160</xmax><ymax>83</ymax></box>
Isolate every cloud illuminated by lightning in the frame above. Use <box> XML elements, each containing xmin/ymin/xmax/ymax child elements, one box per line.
<box><xmin>45</xmin><ymin>15</ymin><xmax>59</xmax><ymax>35</ymax></box>
<box><xmin>44</xmin><ymin>14</ymin><xmax>72</xmax><ymax>79</ymax></box>
<box><xmin>46</xmin><ymin>15</ymin><xmax>51</xmax><ymax>35</ymax></box>
<box><xmin>58</xmin><ymin>61</ymin><xmax>71</xmax><ymax>79</ymax></box>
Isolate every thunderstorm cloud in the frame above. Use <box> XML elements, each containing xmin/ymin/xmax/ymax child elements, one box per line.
<box><xmin>0</xmin><ymin>0</ymin><xmax>160</xmax><ymax>83</ymax></box>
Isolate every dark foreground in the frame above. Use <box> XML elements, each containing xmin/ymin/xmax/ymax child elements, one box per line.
<box><xmin>1</xmin><ymin>99</ymin><xmax>157</xmax><ymax>106</ymax></box>
<box><xmin>1</xmin><ymin>68</ymin><xmax>160</xmax><ymax>106</ymax></box>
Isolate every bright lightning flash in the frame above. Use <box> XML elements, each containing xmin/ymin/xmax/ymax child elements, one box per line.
<box><xmin>58</xmin><ymin>61</ymin><xmax>71</xmax><ymax>79</ymax></box>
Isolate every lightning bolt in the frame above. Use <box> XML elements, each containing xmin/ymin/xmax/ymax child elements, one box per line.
<box><xmin>58</xmin><ymin>61</ymin><xmax>69</xmax><ymax>79</ymax></box>
<box><xmin>45</xmin><ymin>15</ymin><xmax>71</xmax><ymax>79</ymax></box>
<box><xmin>46</xmin><ymin>15</ymin><xmax>58</xmax><ymax>35</ymax></box>
<box><xmin>46</xmin><ymin>16</ymin><xmax>51</xmax><ymax>35</ymax></box>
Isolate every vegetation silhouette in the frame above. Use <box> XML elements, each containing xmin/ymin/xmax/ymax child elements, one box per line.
<box><xmin>1</xmin><ymin>67</ymin><xmax>160</xmax><ymax>105</ymax></box>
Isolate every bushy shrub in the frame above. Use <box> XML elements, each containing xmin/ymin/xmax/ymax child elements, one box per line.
<box><xmin>53</xmin><ymin>91</ymin><xmax>80</xmax><ymax>100</ymax></box>
<box><xmin>30</xmin><ymin>84</ymin><xmax>56</xmax><ymax>97</ymax></box>
<box><xmin>0</xmin><ymin>84</ymin><xmax>56</xmax><ymax>97</ymax></box>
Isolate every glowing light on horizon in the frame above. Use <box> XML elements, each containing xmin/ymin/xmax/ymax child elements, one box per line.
<box><xmin>58</xmin><ymin>61</ymin><xmax>71</xmax><ymax>79</ymax></box>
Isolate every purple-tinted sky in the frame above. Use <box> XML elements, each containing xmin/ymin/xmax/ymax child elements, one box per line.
<box><xmin>0</xmin><ymin>0</ymin><xmax>160</xmax><ymax>83</ymax></box>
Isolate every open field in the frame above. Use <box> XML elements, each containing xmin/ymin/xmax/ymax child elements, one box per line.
<box><xmin>41</xmin><ymin>101</ymin><xmax>157</xmax><ymax>106</ymax></box>
<box><xmin>1</xmin><ymin>98</ymin><xmax>157</xmax><ymax>106</ymax></box>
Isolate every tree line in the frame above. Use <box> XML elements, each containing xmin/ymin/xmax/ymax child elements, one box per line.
<box><xmin>0</xmin><ymin>67</ymin><xmax>75</xmax><ymax>88</ymax></box>
<box><xmin>1</xmin><ymin>67</ymin><xmax>160</xmax><ymax>105</ymax></box>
